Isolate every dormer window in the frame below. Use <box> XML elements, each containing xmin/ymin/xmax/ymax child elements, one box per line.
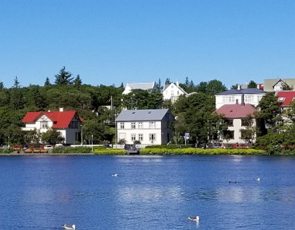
<box><xmin>278</xmin><ymin>97</ymin><xmax>285</xmax><ymax>102</ymax></box>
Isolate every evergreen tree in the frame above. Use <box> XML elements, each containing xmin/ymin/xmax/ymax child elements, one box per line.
<box><xmin>73</xmin><ymin>75</ymin><xmax>82</xmax><ymax>86</ymax></box>
<box><xmin>44</xmin><ymin>77</ymin><xmax>51</xmax><ymax>86</ymax></box>
<box><xmin>0</xmin><ymin>82</ymin><xmax>3</xmax><ymax>89</ymax></box>
<box><xmin>54</xmin><ymin>66</ymin><xmax>73</xmax><ymax>85</ymax></box>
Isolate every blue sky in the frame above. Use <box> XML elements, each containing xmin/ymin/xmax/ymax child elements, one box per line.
<box><xmin>1</xmin><ymin>0</ymin><xmax>295</xmax><ymax>88</ymax></box>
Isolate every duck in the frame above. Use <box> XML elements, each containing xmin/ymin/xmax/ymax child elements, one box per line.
<box><xmin>63</xmin><ymin>224</ymin><xmax>76</xmax><ymax>230</ymax></box>
<box><xmin>188</xmin><ymin>215</ymin><xmax>200</xmax><ymax>223</ymax></box>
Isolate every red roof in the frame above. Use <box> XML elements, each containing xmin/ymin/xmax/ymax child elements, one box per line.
<box><xmin>276</xmin><ymin>91</ymin><xmax>295</xmax><ymax>107</ymax></box>
<box><xmin>216</xmin><ymin>104</ymin><xmax>256</xmax><ymax>119</ymax></box>
<box><xmin>22</xmin><ymin>110</ymin><xmax>80</xmax><ymax>129</ymax></box>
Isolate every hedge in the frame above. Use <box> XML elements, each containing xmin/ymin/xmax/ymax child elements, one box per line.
<box><xmin>52</xmin><ymin>146</ymin><xmax>92</xmax><ymax>154</ymax></box>
<box><xmin>140</xmin><ymin>147</ymin><xmax>266</xmax><ymax>155</ymax></box>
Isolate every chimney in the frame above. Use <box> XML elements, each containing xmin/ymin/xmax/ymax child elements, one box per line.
<box><xmin>59</xmin><ymin>107</ymin><xmax>64</xmax><ymax>112</ymax></box>
<box><xmin>237</xmin><ymin>84</ymin><xmax>241</xmax><ymax>90</ymax></box>
<box><xmin>241</xmin><ymin>94</ymin><xmax>245</xmax><ymax>105</ymax></box>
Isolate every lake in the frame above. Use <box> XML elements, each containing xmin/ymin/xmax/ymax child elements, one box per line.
<box><xmin>0</xmin><ymin>155</ymin><xmax>295</xmax><ymax>229</ymax></box>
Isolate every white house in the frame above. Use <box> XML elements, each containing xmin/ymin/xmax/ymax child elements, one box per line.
<box><xmin>21</xmin><ymin>108</ymin><xmax>82</xmax><ymax>144</ymax></box>
<box><xmin>216</xmin><ymin>103</ymin><xmax>256</xmax><ymax>145</ymax></box>
<box><xmin>215</xmin><ymin>88</ymin><xmax>265</xmax><ymax>109</ymax></box>
<box><xmin>162</xmin><ymin>82</ymin><xmax>188</xmax><ymax>103</ymax></box>
<box><xmin>263</xmin><ymin>78</ymin><xmax>295</xmax><ymax>92</ymax></box>
<box><xmin>115</xmin><ymin>109</ymin><xmax>173</xmax><ymax>146</ymax></box>
<box><xmin>122</xmin><ymin>82</ymin><xmax>156</xmax><ymax>95</ymax></box>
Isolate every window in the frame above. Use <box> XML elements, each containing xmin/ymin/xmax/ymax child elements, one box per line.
<box><xmin>222</xmin><ymin>96</ymin><xmax>235</xmax><ymax>103</ymax></box>
<box><xmin>223</xmin><ymin>130</ymin><xmax>234</xmax><ymax>140</ymax></box>
<box><xmin>138</xmin><ymin>122</ymin><xmax>143</xmax><ymax>129</ymax></box>
<box><xmin>245</xmin><ymin>95</ymin><xmax>253</xmax><ymax>103</ymax></box>
<box><xmin>120</xmin><ymin>122</ymin><xmax>124</xmax><ymax>129</ymax></box>
<box><xmin>149</xmin><ymin>133</ymin><xmax>156</xmax><ymax>143</ymax></box>
<box><xmin>225</xmin><ymin>119</ymin><xmax>233</xmax><ymax>127</ymax></box>
<box><xmin>131</xmin><ymin>122</ymin><xmax>136</xmax><ymax>129</ymax></box>
<box><xmin>40</xmin><ymin>121</ymin><xmax>48</xmax><ymax>129</ymax></box>
<box><xmin>131</xmin><ymin>134</ymin><xmax>136</xmax><ymax>141</ymax></box>
<box><xmin>149</xmin><ymin>121</ymin><xmax>155</xmax><ymax>128</ymax></box>
<box><xmin>242</xmin><ymin>118</ymin><xmax>252</xmax><ymax>126</ymax></box>
<box><xmin>70</xmin><ymin>121</ymin><xmax>78</xmax><ymax>129</ymax></box>
<box><xmin>138</xmin><ymin>134</ymin><xmax>143</xmax><ymax>141</ymax></box>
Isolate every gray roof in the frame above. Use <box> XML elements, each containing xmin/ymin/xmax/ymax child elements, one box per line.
<box><xmin>126</xmin><ymin>82</ymin><xmax>155</xmax><ymax>90</ymax></box>
<box><xmin>217</xmin><ymin>88</ymin><xmax>265</xmax><ymax>95</ymax></box>
<box><xmin>116</xmin><ymin>109</ymin><xmax>169</xmax><ymax>122</ymax></box>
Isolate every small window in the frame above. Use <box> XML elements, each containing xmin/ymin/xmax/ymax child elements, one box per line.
<box><xmin>131</xmin><ymin>122</ymin><xmax>136</xmax><ymax>129</ymax></box>
<box><xmin>40</xmin><ymin>121</ymin><xmax>48</xmax><ymax>129</ymax></box>
<box><xmin>138</xmin><ymin>122</ymin><xmax>143</xmax><ymax>129</ymax></box>
<box><xmin>149</xmin><ymin>133</ymin><xmax>156</xmax><ymax>143</ymax></box>
<box><xmin>138</xmin><ymin>134</ymin><xmax>143</xmax><ymax>141</ymax></box>
<box><xmin>131</xmin><ymin>134</ymin><xmax>136</xmax><ymax>141</ymax></box>
<box><xmin>120</xmin><ymin>122</ymin><xmax>124</xmax><ymax>129</ymax></box>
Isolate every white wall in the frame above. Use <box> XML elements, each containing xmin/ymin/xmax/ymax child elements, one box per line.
<box><xmin>215</xmin><ymin>94</ymin><xmax>265</xmax><ymax>109</ymax></box>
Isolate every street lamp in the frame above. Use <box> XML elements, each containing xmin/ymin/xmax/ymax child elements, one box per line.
<box><xmin>91</xmin><ymin>134</ymin><xmax>94</xmax><ymax>152</ymax></box>
<box><xmin>80</xmin><ymin>125</ymin><xmax>83</xmax><ymax>146</ymax></box>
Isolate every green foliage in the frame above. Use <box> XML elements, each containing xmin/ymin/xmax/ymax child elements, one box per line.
<box><xmin>122</xmin><ymin>89</ymin><xmax>163</xmax><ymax>109</ymax></box>
<box><xmin>93</xmin><ymin>147</ymin><xmax>126</xmax><ymax>155</ymax></box>
<box><xmin>52</xmin><ymin>146</ymin><xmax>92</xmax><ymax>153</ymax></box>
<box><xmin>55</xmin><ymin>66</ymin><xmax>73</xmax><ymax>85</ymax></box>
<box><xmin>140</xmin><ymin>147</ymin><xmax>266</xmax><ymax>155</ymax></box>
<box><xmin>174</xmin><ymin>93</ymin><xmax>222</xmax><ymax>147</ymax></box>
<box><xmin>248</xmin><ymin>80</ymin><xmax>257</xmax><ymax>88</ymax></box>
<box><xmin>41</xmin><ymin>129</ymin><xmax>64</xmax><ymax>145</ymax></box>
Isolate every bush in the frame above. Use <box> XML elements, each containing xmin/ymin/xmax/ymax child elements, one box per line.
<box><xmin>140</xmin><ymin>147</ymin><xmax>266</xmax><ymax>155</ymax></box>
<box><xmin>0</xmin><ymin>148</ymin><xmax>13</xmax><ymax>154</ymax></box>
<box><xmin>93</xmin><ymin>148</ymin><xmax>126</xmax><ymax>155</ymax></box>
<box><xmin>52</xmin><ymin>146</ymin><xmax>92</xmax><ymax>154</ymax></box>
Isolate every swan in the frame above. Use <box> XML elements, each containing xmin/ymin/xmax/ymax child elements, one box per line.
<box><xmin>188</xmin><ymin>216</ymin><xmax>200</xmax><ymax>223</ymax></box>
<box><xmin>63</xmin><ymin>224</ymin><xmax>76</xmax><ymax>230</ymax></box>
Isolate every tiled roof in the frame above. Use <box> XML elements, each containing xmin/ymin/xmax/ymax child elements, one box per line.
<box><xmin>116</xmin><ymin>109</ymin><xmax>169</xmax><ymax>122</ymax></box>
<box><xmin>276</xmin><ymin>91</ymin><xmax>295</xmax><ymax>107</ymax></box>
<box><xmin>217</xmin><ymin>88</ymin><xmax>265</xmax><ymax>95</ymax></box>
<box><xmin>22</xmin><ymin>110</ymin><xmax>79</xmax><ymax>128</ymax></box>
<box><xmin>216</xmin><ymin>104</ymin><xmax>256</xmax><ymax>119</ymax></box>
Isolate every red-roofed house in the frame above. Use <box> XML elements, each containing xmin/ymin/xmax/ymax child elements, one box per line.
<box><xmin>22</xmin><ymin>108</ymin><xmax>82</xmax><ymax>144</ymax></box>
<box><xmin>216</xmin><ymin>103</ymin><xmax>256</xmax><ymax>145</ymax></box>
<box><xmin>275</xmin><ymin>91</ymin><xmax>295</xmax><ymax>107</ymax></box>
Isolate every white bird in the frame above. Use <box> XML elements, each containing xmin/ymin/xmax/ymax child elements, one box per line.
<box><xmin>112</xmin><ymin>173</ymin><xmax>118</xmax><ymax>177</ymax></box>
<box><xmin>63</xmin><ymin>224</ymin><xmax>76</xmax><ymax>230</ymax></box>
<box><xmin>256</xmin><ymin>177</ymin><xmax>261</xmax><ymax>182</ymax></box>
<box><xmin>188</xmin><ymin>215</ymin><xmax>200</xmax><ymax>223</ymax></box>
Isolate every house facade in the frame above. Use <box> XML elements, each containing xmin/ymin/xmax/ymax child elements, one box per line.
<box><xmin>216</xmin><ymin>103</ymin><xmax>256</xmax><ymax>145</ymax></box>
<box><xmin>22</xmin><ymin>108</ymin><xmax>82</xmax><ymax>144</ymax></box>
<box><xmin>162</xmin><ymin>82</ymin><xmax>188</xmax><ymax>103</ymax></box>
<box><xmin>115</xmin><ymin>109</ymin><xmax>173</xmax><ymax>146</ymax></box>
<box><xmin>122</xmin><ymin>82</ymin><xmax>156</xmax><ymax>95</ymax></box>
<box><xmin>215</xmin><ymin>88</ymin><xmax>265</xmax><ymax>109</ymax></box>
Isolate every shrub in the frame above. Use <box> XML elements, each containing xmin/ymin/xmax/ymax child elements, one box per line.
<box><xmin>52</xmin><ymin>146</ymin><xmax>92</xmax><ymax>154</ymax></box>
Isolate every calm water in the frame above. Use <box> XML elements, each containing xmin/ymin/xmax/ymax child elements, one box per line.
<box><xmin>0</xmin><ymin>155</ymin><xmax>295</xmax><ymax>230</ymax></box>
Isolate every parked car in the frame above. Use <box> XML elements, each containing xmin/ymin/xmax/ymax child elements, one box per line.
<box><xmin>44</xmin><ymin>145</ymin><xmax>53</xmax><ymax>150</ymax></box>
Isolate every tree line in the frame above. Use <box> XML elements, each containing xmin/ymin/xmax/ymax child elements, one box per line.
<box><xmin>1</xmin><ymin>67</ymin><xmax>294</xmax><ymax>153</ymax></box>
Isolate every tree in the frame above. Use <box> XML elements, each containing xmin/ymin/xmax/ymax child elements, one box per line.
<box><xmin>0</xmin><ymin>82</ymin><xmax>3</xmax><ymax>89</ymax></box>
<box><xmin>55</xmin><ymin>66</ymin><xmax>73</xmax><ymax>85</ymax></box>
<box><xmin>73</xmin><ymin>75</ymin><xmax>82</xmax><ymax>86</ymax></box>
<box><xmin>122</xmin><ymin>90</ymin><xmax>163</xmax><ymax>109</ymax></box>
<box><xmin>41</xmin><ymin>129</ymin><xmax>64</xmax><ymax>145</ymax></box>
<box><xmin>44</xmin><ymin>77</ymin><xmax>51</xmax><ymax>86</ymax></box>
<box><xmin>255</xmin><ymin>92</ymin><xmax>282</xmax><ymax>136</ymax></box>
<box><xmin>206</xmin><ymin>80</ymin><xmax>227</xmax><ymax>95</ymax></box>
<box><xmin>174</xmin><ymin>93</ymin><xmax>223</xmax><ymax>147</ymax></box>
<box><xmin>248</xmin><ymin>80</ymin><xmax>257</xmax><ymax>88</ymax></box>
